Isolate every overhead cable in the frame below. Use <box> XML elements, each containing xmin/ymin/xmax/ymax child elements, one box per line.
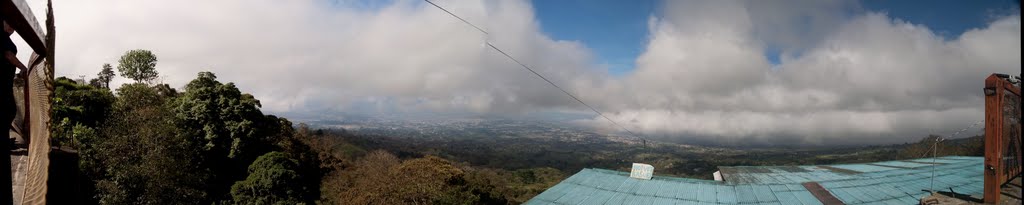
<box><xmin>424</xmin><ymin>0</ymin><xmax>643</xmax><ymax>142</ymax></box>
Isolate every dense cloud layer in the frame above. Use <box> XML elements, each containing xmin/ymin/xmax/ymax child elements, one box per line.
<box><xmin>588</xmin><ymin>1</ymin><xmax>1021</xmax><ymax>145</ymax></box>
<box><xmin>25</xmin><ymin>0</ymin><xmax>1020</xmax><ymax>145</ymax></box>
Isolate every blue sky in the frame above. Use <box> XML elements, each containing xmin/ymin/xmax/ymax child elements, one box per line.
<box><xmin>532</xmin><ymin>0</ymin><xmax>1020</xmax><ymax>75</ymax></box>
<box><xmin>532</xmin><ymin>0</ymin><xmax>657</xmax><ymax>76</ymax></box>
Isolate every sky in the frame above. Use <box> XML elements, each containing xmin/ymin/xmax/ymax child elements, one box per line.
<box><xmin>12</xmin><ymin>0</ymin><xmax>1022</xmax><ymax>146</ymax></box>
<box><xmin>532</xmin><ymin>0</ymin><xmax>657</xmax><ymax>75</ymax></box>
<box><xmin>532</xmin><ymin>0</ymin><xmax>1020</xmax><ymax>71</ymax></box>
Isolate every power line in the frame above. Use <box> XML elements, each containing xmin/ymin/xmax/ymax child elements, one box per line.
<box><xmin>926</xmin><ymin>120</ymin><xmax>982</xmax><ymax>194</ymax></box>
<box><xmin>424</xmin><ymin>0</ymin><xmax>643</xmax><ymax>142</ymax></box>
<box><xmin>485</xmin><ymin>42</ymin><xmax>641</xmax><ymax>139</ymax></box>
<box><xmin>424</xmin><ymin>0</ymin><xmax>488</xmax><ymax>35</ymax></box>
<box><xmin>918</xmin><ymin>120</ymin><xmax>984</xmax><ymax>159</ymax></box>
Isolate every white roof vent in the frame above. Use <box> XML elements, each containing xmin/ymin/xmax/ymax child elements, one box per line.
<box><xmin>630</xmin><ymin>163</ymin><xmax>654</xmax><ymax>180</ymax></box>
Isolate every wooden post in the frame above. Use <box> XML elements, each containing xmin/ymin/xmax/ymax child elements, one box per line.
<box><xmin>983</xmin><ymin>74</ymin><xmax>1022</xmax><ymax>204</ymax></box>
<box><xmin>984</xmin><ymin>74</ymin><xmax>1003</xmax><ymax>204</ymax></box>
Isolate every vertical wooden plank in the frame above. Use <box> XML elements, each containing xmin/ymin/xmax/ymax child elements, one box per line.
<box><xmin>983</xmin><ymin>74</ymin><xmax>1003</xmax><ymax>204</ymax></box>
<box><xmin>982</xmin><ymin>74</ymin><xmax>1022</xmax><ymax>204</ymax></box>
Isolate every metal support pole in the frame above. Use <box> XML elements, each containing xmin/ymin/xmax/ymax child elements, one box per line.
<box><xmin>929</xmin><ymin>137</ymin><xmax>943</xmax><ymax>194</ymax></box>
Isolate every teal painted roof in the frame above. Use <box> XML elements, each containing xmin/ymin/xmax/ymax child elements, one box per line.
<box><xmin>526</xmin><ymin>156</ymin><xmax>983</xmax><ymax>205</ymax></box>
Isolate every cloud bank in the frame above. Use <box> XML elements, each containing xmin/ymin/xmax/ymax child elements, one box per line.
<box><xmin>31</xmin><ymin>0</ymin><xmax>1020</xmax><ymax>145</ymax></box>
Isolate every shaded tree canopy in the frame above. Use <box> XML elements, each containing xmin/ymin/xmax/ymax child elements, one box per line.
<box><xmin>58</xmin><ymin>69</ymin><xmax>317</xmax><ymax>204</ymax></box>
<box><xmin>90</xmin><ymin>81</ymin><xmax>209</xmax><ymax>205</ymax></box>
<box><xmin>51</xmin><ymin>77</ymin><xmax>115</xmax><ymax>147</ymax></box>
<box><xmin>231</xmin><ymin>152</ymin><xmax>311</xmax><ymax>205</ymax></box>
<box><xmin>169</xmin><ymin>71</ymin><xmax>303</xmax><ymax>202</ymax></box>
<box><xmin>173</xmin><ymin>71</ymin><xmax>273</xmax><ymax>160</ymax></box>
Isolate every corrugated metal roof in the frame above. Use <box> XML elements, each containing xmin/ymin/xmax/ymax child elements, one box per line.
<box><xmin>526</xmin><ymin>156</ymin><xmax>983</xmax><ymax>205</ymax></box>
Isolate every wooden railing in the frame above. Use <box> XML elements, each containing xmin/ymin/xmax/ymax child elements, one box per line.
<box><xmin>983</xmin><ymin>73</ymin><xmax>1022</xmax><ymax>204</ymax></box>
<box><xmin>2</xmin><ymin>0</ymin><xmax>52</xmax><ymax>204</ymax></box>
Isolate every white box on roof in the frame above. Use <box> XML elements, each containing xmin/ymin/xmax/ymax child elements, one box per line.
<box><xmin>630</xmin><ymin>163</ymin><xmax>653</xmax><ymax>180</ymax></box>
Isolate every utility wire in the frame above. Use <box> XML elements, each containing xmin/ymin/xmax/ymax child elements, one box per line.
<box><xmin>918</xmin><ymin>120</ymin><xmax>983</xmax><ymax>159</ymax></box>
<box><xmin>486</xmin><ymin>42</ymin><xmax>641</xmax><ymax>139</ymax></box>
<box><xmin>926</xmin><ymin>120</ymin><xmax>983</xmax><ymax>194</ymax></box>
<box><xmin>424</xmin><ymin>0</ymin><xmax>488</xmax><ymax>35</ymax></box>
<box><xmin>424</xmin><ymin>0</ymin><xmax>643</xmax><ymax>142</ymax></box>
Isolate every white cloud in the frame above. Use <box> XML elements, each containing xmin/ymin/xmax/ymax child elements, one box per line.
<box><xmin>24</xmin><ymin>0</ymin><xmax>1021</xmax><ymax>145</ymax></box>
<box><xmin>592</xmin><ymin>2</ymin><xmax>1019</xmax><ymax>145</ymax></box>
<box><xmin>39</xmin><ymin>0</ymin><xmax>603</xmax><ymax>112</ymax></box>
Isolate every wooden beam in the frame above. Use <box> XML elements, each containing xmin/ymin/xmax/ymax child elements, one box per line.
<box><xmin>802</xmin><ymin>182</ymin><xmax>845</xmax><ymax>205</ymax></box>
<box><xmin>983</xmin><ymin>74</ymin><xmax>1023</xmax><ymax>204</ymax></box>
<box><xmin>1</xmin><ymin>0</ymin><xmax>46</xmax><ymax>55</ymax></box>
<box><xmin>984</xmin><ymin>74</ymin><xmax>1003</xmax><ymax>204</ymax></box>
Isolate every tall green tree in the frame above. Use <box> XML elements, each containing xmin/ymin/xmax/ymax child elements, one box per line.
<box><xmin>97</xmin><ymin>63</ymin><xmax>115</xmax><ymax>89</ymax></box>
<box><xmin>173</xmin><ymin>71</ymin><xmax>274</xmax><ymax>160</ymax></box>
<box><xmin>172</xmin><ymin>71</ymin><xmax>297</xmax><ymax>201</ymax></box>
<box><xmin>117</xmin><ymin>49</ymin><xmax>159</xmax><ymax>83</ymax></box>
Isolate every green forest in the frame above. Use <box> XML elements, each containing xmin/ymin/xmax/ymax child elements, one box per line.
<box><xmin>52</xmin><ymin>50</ymin><xmax>563</xmax><ymax>205</ymax></box>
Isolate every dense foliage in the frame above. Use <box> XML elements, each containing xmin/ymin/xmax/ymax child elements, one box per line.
<box><xmin>64</xmin><ymin>73</ymin><xmax>315</xmax><ymax>204</ymax></box>
<box><xmin>91</xmin><ymin>83</ymin><xmax>207</xmax><ymax>204</ymax></box>
<box><xmin>53</xmin><ymin>50</ymin><xmax>320</xmax><ymax>204</ymax></box>
<box><xmin>51</xmin><ymin>77</ymin><xmax>114</xmax><ymax>148</ymax></box>
<box><xmin>230</xmin><ymin>152</ymin><xmax>310</xmax><ymax>204</ymax></box>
